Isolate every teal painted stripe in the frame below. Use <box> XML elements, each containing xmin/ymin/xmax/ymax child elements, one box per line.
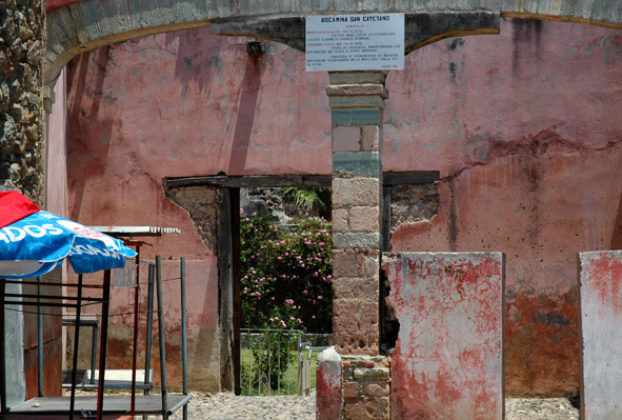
<box><xmin>332</xmin><ymin>152</ymin><xmax>381</xmax><ymax>177</ymax></box>
<box><xmin>332</xmin><ymin>108</ymin><xmax>381</xmax><ymax>126</ymax></box>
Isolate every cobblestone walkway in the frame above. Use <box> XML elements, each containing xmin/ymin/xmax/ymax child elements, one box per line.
<box><xmin>166</xmin><ymin>392</ymin><xmax>579</xmax><ymax>420</ymax></box>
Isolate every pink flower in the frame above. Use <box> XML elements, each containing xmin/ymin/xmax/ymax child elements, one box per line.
<box><xmin>245</xmin><ymin>217</ymin><xmax>250</xmax><ymax>222</ymax></box>
<box><xmin>318</xmin><ymin>295</ymin><xmax>323</xmax><ymax>300</ymax></box>
<box><xmin>303</xmin><ymin>289</ymin><xmax>308</xmax><ymax>294</ymax></box>
<box><xmin>243</xmin><ymin>287</ymin><xmax>248</xmax><ymax>292</ymax></box>
<box><xmin>285</xmin><ymin>299</ymin><xmax>294</xmax><ymax>305</ymax></box>
<box><xmin>277</xmin><ymin>256</ymin><xmax>282</xmax><ymax>260</ymax></box>
<box><xmin>271</xmin><ymin>297</ymin><xmax>275</xmax><ymax>301</ymax></box>
<box><xmin>319</xmin><ymin>242</ymin><xmax>325</xmax><ymax>246</ymax></box>
<box><xmin>280</xmin><ymin>320</ymin><xmax>287</xmax><ymax>328</ymax></box>
<box><xmin>311</xmin><ymin>315</ymin><xmax>316</xmax><ymax>319</ymax></box>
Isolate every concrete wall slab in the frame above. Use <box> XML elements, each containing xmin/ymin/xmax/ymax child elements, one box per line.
<box><xmin>383</xmin><ymin>252</ymin><xmax>505</xmax><ymax>419</ymax></box>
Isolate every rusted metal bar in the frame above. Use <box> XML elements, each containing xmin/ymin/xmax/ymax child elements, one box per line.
<box><xmin>156</xmin><ymin>256</ymin><xmax>168</xmax><ymax>419</ymax></box>
<box><xmin>180</xmin><ymin>257</ymin><xmax>188</xmax><ymax>420</ymax></box>
<box><xmin>2</xmin><ymin>279</ymin><xmax>103</xmax><ymax>289</ymax></box>
<box><xmin>37</xmin><ymin>276</ymin><xmax>43</xmax><ymax>397</ymax></box>
<box><xmin>130</xmin><ymin>246</ymin><xmax>141</xmax><ymax>417</ymax></box>
<box><xmin>69</xmin><ymin>274</ymin><xmax>84</xmax><ymax>420</ymax></box>
<box><xmin>142</xmin><ymin>263</ymin><xmax>155</xmax><ymax>420</ymax></box>
<box><xmin>0</xmin><ymin>278</ymin><xmax>6</xmax><ymax>414</ymax></box>
<box><xmin>96</xmin><ymin>270</ymin><xmax>111</xmax><ymax>420</ymax></box>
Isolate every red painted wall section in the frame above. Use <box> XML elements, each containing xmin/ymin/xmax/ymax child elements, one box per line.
<box><xmin>383</xmin><ymin>253</ymin><xmax>504</xmax><ymax>420</ymax></box>
<box><xmin>46</xmin><ymin>0</ymin><xmax>82</xmax><ymax>12</ymax></box>
<box><xmin>65</xmin><ymin>29</ymin><xmax>330</xmax><ymax>390</ymax></box>
<box><xmin>386</xmin><ymin>19</ymin><xmax>622</xmax><ymax>395</ymax></box>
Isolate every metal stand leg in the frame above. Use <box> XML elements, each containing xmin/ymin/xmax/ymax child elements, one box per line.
<box><xmin>69</xmin><ymin>274</ymin><xmax>84</xmax><ymax>420</ymax></box>
<box><xmin>96</xmin><ymin>270</ymin><xmax>111</xmax><ymax>420</ymax></box>
<box><xmin>156</xmin><ymin>256</ymin><xmax>168</xmax><ymax>420</ymax></box>
<box><xmin>37</xmin><ymin>276</ymin><xmax>43</xmax><ymax>397</ymax></box>
<box><xmin>130</xmin><ymin>248</ymin><xmax>141</xmax><ymax>417</ymax></box>
<box><xmin>143</xmin><ymin>263</ymin><xmax>155</xmax><ymax>420</ymax></box>
<box><xmin>0</xmin><ymin>278</ymin><xmax>6</xmax><ymax>415</ymax></box>
<box><xmin>180</xmin><ymin>257</ymin><xmax>188</xmax><ymax>420</ymax></box>
<box><xmin>90</xmin><ymin>322</ymin><xmax>98</xmax><ymax>385</ymax></box>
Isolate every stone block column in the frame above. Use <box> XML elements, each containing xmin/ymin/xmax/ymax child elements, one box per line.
<box><xmin>327</xmin><ymin>71</ymin><xmax>390</xmax><ymax>419</ymax></box>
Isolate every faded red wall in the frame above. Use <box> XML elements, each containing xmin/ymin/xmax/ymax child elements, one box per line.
<box><xmin>65</xmin><ymin>20</ymin><xmax>622</xmax><ymax>395</ymax></box>
<box><xmin>46</xmin><ymin>0</ymin><xmax>82</xmax><ymax>11</ymax></box>
<box><xmin>65</xmin><ymin>30</ymin><xmax>330</xmax><ymax>390</ymax></box>
<box><xmin>386</xmin><ymin>19</ymin><xmax>622</xmax><ymax>395</ymax></box>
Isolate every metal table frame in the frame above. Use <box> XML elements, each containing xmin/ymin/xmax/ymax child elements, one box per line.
<box><xmin>0</xmin><ymin>255</ymin><xmax>190</xmax><ymax>420</ymax></box>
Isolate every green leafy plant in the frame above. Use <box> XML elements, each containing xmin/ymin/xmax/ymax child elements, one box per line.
<box><xmin>239</xmin><ymin>211</ymin><xmax>332</xmax><ymax>392</ymax></box>
<box><xmin>277</xmin><ymin>187</ymin><xmax>331</xmax><ymax>220</ymax></box>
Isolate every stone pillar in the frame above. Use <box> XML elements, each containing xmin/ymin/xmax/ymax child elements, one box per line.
<box><xmin>327</xmin><ymin>71</ymin><xmax>389</xmax><ymax>419</ymax></box>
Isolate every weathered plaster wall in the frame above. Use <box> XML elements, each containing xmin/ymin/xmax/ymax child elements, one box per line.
<box><xmin>66</xmin><ymin>19</ymin><xmax>622</xmax><ymax>395</ymax></box>
<box><xmin>64</xmin><ymin>30</ymin><xmax>330</xmax><ymax>390</ymax></box>
<box><xmin>385</xmin><ymin>19</ymin><xmax>622</xmax><ymax>395</ymax></box>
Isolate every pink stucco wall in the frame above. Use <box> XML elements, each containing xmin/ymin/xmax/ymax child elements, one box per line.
<box><xmin>65</xmin><ymin>19</ymin><xmax>622</xmax><ymax>394</ymax></box>
<box><xmin>387</xmin><ymin>19</ymin><xmax>622</xmax><ymax>395</ymax></box>
<box><xmin>65</xmin><ymin>30</ymin><xmax>330</xmax><ymax>390</ymax></box>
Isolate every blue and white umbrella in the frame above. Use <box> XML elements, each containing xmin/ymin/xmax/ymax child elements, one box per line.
<box><xmin>0</xmin><ymin>191</ymin><xmax>136</xmax><ymax>279</ymax></box>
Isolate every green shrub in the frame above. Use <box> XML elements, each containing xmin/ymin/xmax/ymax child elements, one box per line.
<box><xmin>240</xmin><ymin>212</ymin><xmax>333</xmax><ymax>332</ymax></box>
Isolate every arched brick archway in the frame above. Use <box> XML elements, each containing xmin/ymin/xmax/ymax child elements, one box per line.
<box><xmin>45</xmin><ymin>0</ymin><xmax>622</xmax><ymax>86</ymax></box>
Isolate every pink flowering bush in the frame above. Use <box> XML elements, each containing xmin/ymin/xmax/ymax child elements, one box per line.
<box><xmin>240</xmin><ymin>213</ymin><xmax>333</xmax><ymax>333</ymax></box>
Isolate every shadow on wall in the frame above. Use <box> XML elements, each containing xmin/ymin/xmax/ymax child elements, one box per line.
<box><xmin>66</xmin><ymin>47</ymin><xmax>115</xmax><ymax>221</ymax></box>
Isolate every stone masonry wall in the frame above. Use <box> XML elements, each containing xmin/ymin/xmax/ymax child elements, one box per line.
<box><xmin>328</xmin><ymin>71</ymin><xmax>390</xmax><ymax>419</ymax></box>
<box><xmin>0</xmin><ymin>0</ymin><xmax>44</xmax><ymax>203</ymax></box>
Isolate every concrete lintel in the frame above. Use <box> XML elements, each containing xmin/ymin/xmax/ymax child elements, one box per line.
<box><xmin>326</xmin><ymin>84</ymin><xmax>388</xmax><ymax>98</ymax></box>
<box><xmin>329</xmin><ymin>95</ymin><xmax>385</xmax><ymax>110</ymax></box>
<box><xmin>329</xmin><ymin>71</ymin><xmax>387</xmax><ymax>85</ymax></box>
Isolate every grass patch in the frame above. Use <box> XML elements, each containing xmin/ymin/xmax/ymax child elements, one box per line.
<box><xmin>240</xmin><ymin>348</ymin><xmax>321</xmax><ymax>396</ymax></box>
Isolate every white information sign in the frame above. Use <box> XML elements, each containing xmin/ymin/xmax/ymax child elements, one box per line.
<box><xmin>306</xmin><ymin>13</ymin><xmax>404</xmax><ymax>72</ymax></box>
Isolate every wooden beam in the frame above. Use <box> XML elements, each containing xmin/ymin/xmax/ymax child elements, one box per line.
<box><xmin>164</xmin><ymin>171</ymin><xmax>440</xmax><ymax>189</ymax></box>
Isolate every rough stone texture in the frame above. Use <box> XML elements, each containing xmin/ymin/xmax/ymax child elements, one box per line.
<box><xmin>390</xmin><ymin>183</ymin><xmax>439</xmax><ymax>230</ymax></box>
<box><xmin>383</xmin><ymin>252</ymin><xmax>505</xmax><ymax>420</ymax></box>
<box><xmin>332</xmin><ymin>178</ymin><xmax>381</xmax><ymax>207</ymax></box>
<box><xmin>349</xmin><ymin>206</ymin><xmax>380</xmax><ymax>232</ymax></box>
<box><xmin>164</xmin><ymin>186</ymin><xmax>219</xmax><ymax>253</ymax></box>
<box><xmin>0</xmin><ymin>0</ymin><xmax>44</xmax><ymax>203</ymax></box>
<box><xmin>341</xmin><ymin>356</ymin><xmax>391</xmax><ymax>420</ymax></box>
<box><xmin>332</xmin><ymin>126</ymin><xmax>361</xmax><ymax>153</ymax></box>
<box><xmin>579</xmin><ymin>251</ymin><xmax>622</xmax><ymax>419</ymax></box>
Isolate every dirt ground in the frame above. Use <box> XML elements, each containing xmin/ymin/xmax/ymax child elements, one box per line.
<box><xmin>165</xmin><ymin>392</ymin><xmax>580</xmax><ymax>419</ymax></box>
